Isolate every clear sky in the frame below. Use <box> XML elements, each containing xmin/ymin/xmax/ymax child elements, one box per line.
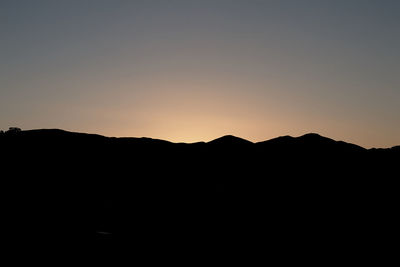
<box><xmin>1</xmin><ymin>0</ymin><xmax>399</xmax><ymax>148</ymax></box>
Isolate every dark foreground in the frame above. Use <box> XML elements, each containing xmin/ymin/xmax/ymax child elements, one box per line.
<box><xmin>1</xmin><ymin>129</ymin><xmax>398</xmax><ymax>262</ymax></box>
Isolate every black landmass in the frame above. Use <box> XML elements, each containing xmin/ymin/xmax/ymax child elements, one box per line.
<box><xmin>1</xmin><ymin>129</ymin><xmax>398</xmax><ymax>261</ymax></box>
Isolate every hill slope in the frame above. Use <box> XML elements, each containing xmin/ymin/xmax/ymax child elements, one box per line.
<box><xmin>1</xmin><ymin>129</ymin><xmax>398</xmax><ymax>258</ymax></box>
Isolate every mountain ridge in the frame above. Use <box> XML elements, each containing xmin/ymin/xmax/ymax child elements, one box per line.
<box><xmin>2</xmin><ymin>128</ymin><xmax>396</xmax><ymax>150</ymax></box>
<box><xmin>1</xmin><ymin>127</ymin><xmax>398</xmax><ymax>255</ymax></box>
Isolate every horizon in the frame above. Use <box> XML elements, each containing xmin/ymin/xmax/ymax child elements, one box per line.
<box><xmin>1</xmin><ymin>0</ymin><xmax>399</xmax><ymax>148</ymax></box>
<box><xmin>3</xmin><ymin>127</ymin><xmax>399</xmax><ymax>149</ymax></box>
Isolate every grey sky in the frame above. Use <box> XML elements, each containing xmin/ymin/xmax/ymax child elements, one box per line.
<box><xmin>1</xmin><ymin>0</ymin><xmax>399</xmax><ymax>147</ymax></box>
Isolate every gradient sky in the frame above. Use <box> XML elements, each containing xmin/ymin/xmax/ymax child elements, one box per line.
<box><xmin>1</xmin><ymin>0</ymin><xmax>399</xmax><ymax>148</ymax></box>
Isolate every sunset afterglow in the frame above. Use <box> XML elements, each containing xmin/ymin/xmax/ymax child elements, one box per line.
<box><xmin>1</xmin><ymin>0</ymin><xmax>399</xmax><ymax>148</ymax></box>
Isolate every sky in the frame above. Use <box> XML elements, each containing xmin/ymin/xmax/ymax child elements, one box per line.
<box><xmin>1</xmin><ymin>0</ymin><xmax>399</xmax><ymax>148</ymax></box>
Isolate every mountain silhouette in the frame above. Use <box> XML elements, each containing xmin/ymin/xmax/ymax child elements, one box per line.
<box><xmin>1</xmin><ymin>128</ymin><xmax>398</xmax><ymax>259</ymax></box>
<box><xmin>208</xmin><ymin>134</ymin><xmax>253</xmax><ymax>145</ymax></box>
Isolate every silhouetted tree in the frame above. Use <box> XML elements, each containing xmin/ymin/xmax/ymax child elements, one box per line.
<box><xmin>7</xmin><ymin>127</ymin><xmax>21</xmax><ymax>133</ymax></box>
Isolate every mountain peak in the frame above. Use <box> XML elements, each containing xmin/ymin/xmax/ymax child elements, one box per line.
<box><xmin>208</xmin><ymin>135</ymin><xmax>253</xmax><ymax>145</ymax></box>
<box><xmin>300</xmin><ymin>133</ymin><xmax>322</xmax><ymax>138</ymax></box>
<box><xmin>298</xmin><ymin>133</ymin><xmax>333</xmax><ymax>142</ymax></box>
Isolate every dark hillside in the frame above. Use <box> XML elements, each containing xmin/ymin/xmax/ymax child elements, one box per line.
<box><xmin>0</xmin><ymin>129</ymin><xmax>398</xmax><ymax>260</ymax></box>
